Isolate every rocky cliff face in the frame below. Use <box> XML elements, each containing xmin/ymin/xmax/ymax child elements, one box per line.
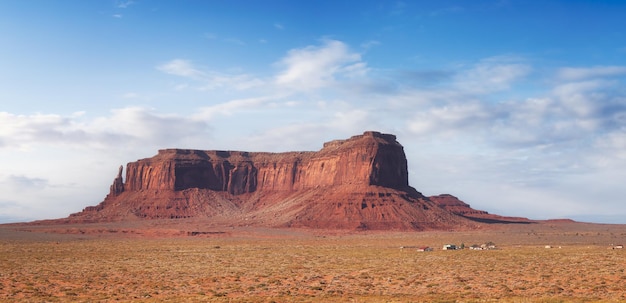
<box><xmin>110</xmin><ymin>165</ymin><xmax>125</xmax><ymax>196</ymax></box>
<box><xmin>121</xmin><ymin>131</ymin><xmax>413</xmax><ymax>194</ymax></box>
<box><xmin>68</xmin><ymin>131</ymin><xmax>478</xmax><ymax>230</ymax></box>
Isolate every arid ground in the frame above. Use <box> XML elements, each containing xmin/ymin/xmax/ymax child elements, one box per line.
<box><xmin>1</xmin><ymin>221</ymin><xmax>625</xmax><ymax>302</ymax></box>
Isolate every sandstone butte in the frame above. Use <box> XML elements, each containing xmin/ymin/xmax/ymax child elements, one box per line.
<box><xmin>61</xmin><ymin>131</ymin><xmax>531</xmax><ymax>230</ymax></box>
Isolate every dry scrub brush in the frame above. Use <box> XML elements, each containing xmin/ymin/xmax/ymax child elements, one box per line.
<box><xmin>1</xmin><ymin>235</ymin><xmax>625</xmax><ymax>302</ymax></box>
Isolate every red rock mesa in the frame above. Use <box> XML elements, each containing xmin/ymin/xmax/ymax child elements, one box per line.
<box><xmin>66</xmin><ymin>131</ymin><xmax>524</xmax><ymax>230</ymax></box>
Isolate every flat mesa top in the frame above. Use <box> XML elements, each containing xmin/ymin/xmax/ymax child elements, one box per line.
<box><xmin>148</xmin><ymin>131</ymin><xmax>401</xmax><ymax>162</ymax></box>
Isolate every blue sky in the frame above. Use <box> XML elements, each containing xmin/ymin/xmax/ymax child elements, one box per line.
<box><xmin>2</xmin><ymin>0</ymin><xmax>626</xmax><ymax>223</ymax></box>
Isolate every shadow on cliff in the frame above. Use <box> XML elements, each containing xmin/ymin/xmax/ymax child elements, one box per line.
<box><xmin>460</xmin><ymin>216</ymin><xmax>536</xmax><ymax>224</ymax></box>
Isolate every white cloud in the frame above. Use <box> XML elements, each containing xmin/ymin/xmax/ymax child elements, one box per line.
<box><xmin>157</xmin><ymin>59</ymin><xmax>264</xmax><ymax>91</ymax></box>
<box><xmin>453</xmin><ymin>57</ymin><xmax>531</xmax><ymax>93</ymax></box>
<box><xmin>230</xmin><ymin>107</ymin><xmax>375</xmax><ymax>152</ymax></box>
<box><xmin>557</xmin><ymin>66</ymin><xmax>626</xmax><ymax>81</ymax></box>
<box><xmin>157</xmin><ymin>59</ymin><xmax>206</xmax><ymax>79</ymax></box>
<box><xmin>198</xmin><ymin>74</ymin><xmax>265</xmax><ymax>91</ymax></box>
<box><xmin>89</xmin><ymin>107</ymin><xmax>212</xmax><ymax>148</ymax></box>
<box><xmin>552</xmin><ymin>79</ymin><xmax>611</xmax><ymax>100</ymax></box>
<box><xmin>407</xmin><ymin>102</ymin><xmax>494</xmax><ymax>137</ymax></box>
<box><xmin>275</xmin><ymin>39</ymin><xmax>368</xmax><ymax>91</ymax></box>
<box><xmin>595</xmin><ymin>131</ymin><xmax>626</xmax><ymax>159</ymax></box>
<box><xmin>551</xmin><ymin>79</ymin><xmax>626</xmax><ymax>135</ymax></box>
<box><xmin>0</xmin><ymin>107</ymin><xmax>212</xmax><ymax>151</ymax></box>
<box><xmin>396</xmin><ymin>58</ymin><xmax>626</xmax><ymax>154</ymax></box>
<box><xmin>159</xmin><ymin>40</ymin><xmax>369</xmax><ymax>95</ymax></box>
<box><xmin>390</xmin><ymin>53</ymin><xmax>626</xmax><ymax>222</ymax></box>
<box><xmin>193</xmin><ymin>95</ymin><xmax>284</xmax><ymax>120</ymax></box>
<box><xmin>0</xmin><ymin>112</ymin><xmax>87</xmax><ymax>150</ymax></box>
<box><xmin>0</xmin><ymin>106</ymin><xmax>218</xmax><ymax>222</ymax></box>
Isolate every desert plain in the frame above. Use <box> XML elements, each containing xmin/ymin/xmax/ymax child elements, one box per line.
<box><xmin>1</xmin><ymin>220</ymin><xmax>625</xmax><ymax>302</ymax></box>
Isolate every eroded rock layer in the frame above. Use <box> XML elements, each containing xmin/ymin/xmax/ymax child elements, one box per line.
<box><xmin>120</xmin><ymin>131</ymin><xmax>412</xmax><ymax>194</ymax></box>
<box><xmin>68</xmin><ymin>131</ymin><xmax>478</xmax><ymax>230</ymax></box>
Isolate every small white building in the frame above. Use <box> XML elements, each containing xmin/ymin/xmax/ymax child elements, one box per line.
<box><xmin>443</xmin><ymin>244</ymin><xmax>457</xmax><ymax>250</ymax></box>
<box><xmin>469</xmin><ymin>244</ymin><xmax>482</xmax><ymax>250</ymax></box>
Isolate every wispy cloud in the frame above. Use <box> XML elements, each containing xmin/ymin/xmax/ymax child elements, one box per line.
<box><xmin>115</xmin><ymin>0</ymin><xmax>134</xmax><ymax>8</ymax></box>
<box><xmin>452</xmin><ymin>56</ymin><xmax>531</xmax><ymax>93</ymax></box>
<box><xmin>401</xmin><ymin>63</ymin><xmax>626</xmax><ymax>151</ymax></box>
<box><xmin>159</xmin><ymin>40</ymin><xmax>369</xmax><ymax>94</ymax></box>
<box><xmin>407</xmin><ymin>102</ymin><xmax>494</xmax><ymax>136</ymax></box>
<box><xmin>149</xmin><ymin>42</ymin><xmax>626</xmax><ymax>172</ymax></box>
<box><xmin>0</xmin><ymin>112</ymin><xmax>87</xmax><ymax>150</ymax></box>
<box><xmin>347</xmin><ymin>47</ymin><xmax>625</xmax><ymax>220</ymax></box>
<box><xmin>231</xmin><ymin>108</ymin><xmax>374</xmax><ymax>152</ymax></box>
<box><xmin>4</xmin><ymin>175</ymin><xmax>49</xmax><ymax>190</ymax></box>
<box><xmin>157</xmin><ymin>59</ymin><xmax>264</xmax><ymax>91</ymax></box>
<box><xmin>157</xmin><ymin>59</ymin><xmax>206</xmax><ymax>79</ymax></box>
<box><xmin>275</xmin><ymin>39</ymin><xmax>368</xmax><ymax>91</ymax></box>
<box><xmin>557</xmin><ymin>66</ymin><xmax>626</xmax><ymax>81</ymax></box>
<box><xmin>274</xmin><ymin>23</ymin><xmax>284</xmax><ymax>30</ymax></box>
<box><xmin>0</xmin><ymin>108</ymin><xmax>212</xmax><ymax>151</ymax></box>
<box><xmin>193</xmin><ymin>95</ymin><xmax>285</xmax><ymax>120</ymax></box>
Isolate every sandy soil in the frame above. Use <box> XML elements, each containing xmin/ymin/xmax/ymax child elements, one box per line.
<box><xmin>1</xmin><ymin>221</ymin><xmax>625</xmax><ymax>302</ymax></box>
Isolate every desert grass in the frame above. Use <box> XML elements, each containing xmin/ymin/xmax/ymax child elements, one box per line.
<box><xmin>1</xmin><ymin>228</ymin><xmax>625</xmax><ymax>302</ymax></box>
